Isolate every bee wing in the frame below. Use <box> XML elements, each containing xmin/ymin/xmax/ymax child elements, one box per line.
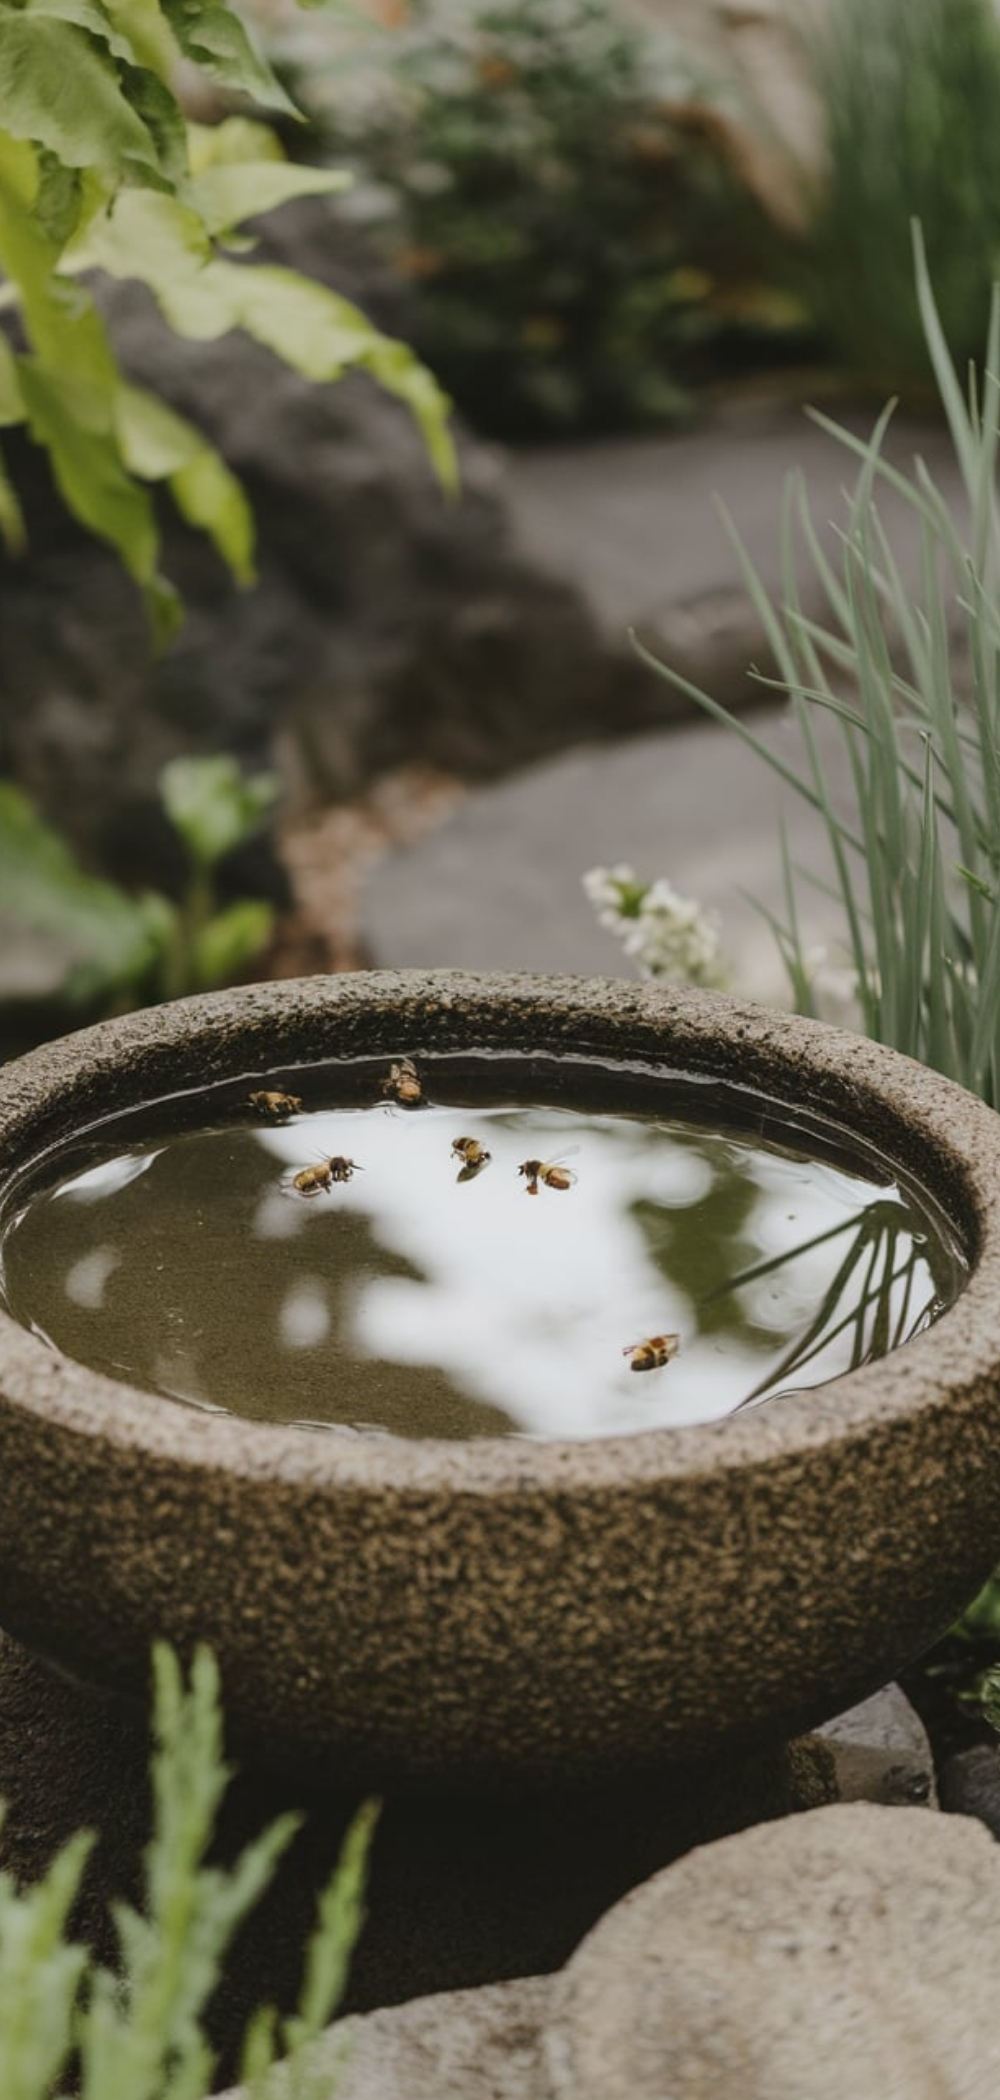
<box><xmin>549</xmin><ymin>1146</ymin><xmax>580</xmax><ymax>1165</ymax></box>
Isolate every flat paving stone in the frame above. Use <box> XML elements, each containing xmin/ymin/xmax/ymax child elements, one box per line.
<box><xmin>502</xmin><ymin>394</ymin><xmax>962</xmax><ymax>669</ymax></box>
<box><xmin>361</xmin><ymin>705</ymin><xmax>854</xmax><ymax>1007</ymax></box>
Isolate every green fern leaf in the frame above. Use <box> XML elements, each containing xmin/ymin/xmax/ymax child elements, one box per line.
<box><xmin>0</xmin><ymin>15</ymin><xmax>163</xmax><ymax>179</ymax></box>
<box><xmin>161</xmin><ymin>0</ymin><xmax>301</xmax><ymax>119</ymax></box>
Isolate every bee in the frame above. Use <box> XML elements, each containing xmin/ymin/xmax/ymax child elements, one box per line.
<box><xmin>381</xmin><ymin>1057</ymin><xmax>423</xmax><ymax>1108</ymax></box>
<box><xmin>622</xmin><ymin>1333</ymin><xmax>681</xmax><ymax>1374</ymax></box>
<box><xmin>517</xmin><ymin>1151</ymin><xmax>578</xmax><ymax>1196</ymax></box>
<box><xmin>248</xmin><ymin>1089</ymin><xmax>303</xmax><ymax>1120</ymax></box>
<box><xmin>290</xmin><ymin>1156</ymin><xmax>361</xmax><ymax>1196</ymax></box>
<box><xmin>451</xmin><ymin>1136</ymin><xmax>492</xmax><ymax>1179</ymax></box>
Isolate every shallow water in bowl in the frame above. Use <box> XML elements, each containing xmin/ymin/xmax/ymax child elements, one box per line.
<box><xmin>0</xmin><ymin>1056</ymin><xmax>964</xmax><ymax>1439</ymax></box>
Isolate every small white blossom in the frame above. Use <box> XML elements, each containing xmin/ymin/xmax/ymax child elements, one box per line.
<box><xmin>583</xmin><ymin>866</ymin><xmax>727</xmax><ymax>987</ymax></box>
<box><xmin>581</xmin><ymin>863</ymin><xmax>645</xmax><ymax>931</ymax></box>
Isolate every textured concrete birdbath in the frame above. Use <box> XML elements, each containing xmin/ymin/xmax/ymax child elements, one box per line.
<box><xmin>1</xmin><ymin>970</ymin><xmax>999</xmax><ymax>1791</ymax></box>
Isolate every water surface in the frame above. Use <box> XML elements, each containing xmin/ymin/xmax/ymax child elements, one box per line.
<box><xmin>0</xmin><ymin>1057</ymin><xmax>963</xmax><ymax>1440</ymax></box>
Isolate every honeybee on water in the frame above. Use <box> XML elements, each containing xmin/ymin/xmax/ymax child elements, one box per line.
<box><xmin>517</xmin><ymin>1151</ymin><xmax>578</xmax><ymax>1196</ymax></box>
<box><xmin>290</xmin><ymin>1156</ymin><xmax>361</xmax><ymax>1196</ymax></box>
<box><xmin>381</xmin><ymin>1057</ymin><xmax>423</xmax><ymax>1108</ymax></box>
<box><xmin>248</xmin><ymin>1089</ymin><xmax>303</xmax><ymax>1120</ymax></box>
<box><xmin>451</xmin><ymin>1136</ymin><xmax>491</xmax><ymax>1181</ymax></box>
<box><xmin>622</xmin><ymin>1333</ymin><xmax>680</xmax><ymax>1374</ymax></box>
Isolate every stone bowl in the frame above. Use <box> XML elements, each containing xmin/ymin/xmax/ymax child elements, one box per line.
<box><xmin>1</xmin><ymin>970</ymin><xmax>1000</xmax><ymax>1791</ymax></box>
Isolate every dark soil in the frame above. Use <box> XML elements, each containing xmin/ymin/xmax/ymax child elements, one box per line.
<box><xmin>901</xmin><ymin>1632</ymin><xmax>1000</xmax><ymax>1771</ymax></box>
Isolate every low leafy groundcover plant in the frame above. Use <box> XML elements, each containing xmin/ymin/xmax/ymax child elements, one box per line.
<box><xmin>0</xmin><ymin>755</ymin><xmax>281</xmax><ymax>1052</ymax></box>
<box><xmin>0</xmin><ymin>1644</ymin><xmax>376</xmax><ymax>2100</ymax></box>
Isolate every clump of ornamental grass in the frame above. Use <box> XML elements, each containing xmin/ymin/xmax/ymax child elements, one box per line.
<box><xmin>0</xmin><ymin>1644</ymin><xmax>376</xmax><ymax>2100</ymax></box>
<box><xmin>794</xmin><ymin>0</ymin><xmax>1000</xmax><ymax>402</ymax></box>
<box><xmin>626</xmin><ymin>224</ymin><xmax>1000</xmax><ymax>1111</ymax></box>
<box><xmin>590</xmin><ymin>223</ymin><xmax>1000</xmax><ymax>1673</ymax></box>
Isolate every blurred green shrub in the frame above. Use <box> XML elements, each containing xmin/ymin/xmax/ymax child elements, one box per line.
<box><xmin>794</xmin><ymin>0</ymin><xmax>1000</xmax><ymax>400</ymax></box>
<box><xmin>286</xmin><ymin>0</ymin><xmax>803</xmax><ymax>439</ymax></box>
<box><xmin>0</xmin><ymin>755</ymin><xmax>280</xmax><ymax>1041</ymax></box>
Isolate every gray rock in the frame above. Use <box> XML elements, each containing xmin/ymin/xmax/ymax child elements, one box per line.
<box><xmin>248</xmin><ymin>1979</ymin><xmax>553</xmax><ymax>2100</ymax></box>
<box><xmin>220</xmin><ymin>1802</ymin><xmax>1000</xmax><ymax>2100</ymax></box>
<box><xmin>546</xmin><ymin>1803</ymin><xmax>1000</xmax><ymax>2100</ymax></box>
<box><xmin>942</xmin><ymin>1743</ymin><xmax>1000</xmax><ymax>1839</ymax></box>
<box><xmin>502</xmin><ymin>397</ymin><xmax>963</xmax><ymax>664</ymax></box>
<box><xmin>813</xmin><ymin>1681</ymin><xmax>937</xmax><ymax>1807</ymax></box>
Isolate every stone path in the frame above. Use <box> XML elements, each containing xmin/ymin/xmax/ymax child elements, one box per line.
<box><xmin>501</xmin><ymin>388</ymin><xmax>960</xmax><ymax>681</ymax></box>
<box><xmin>359</xmin><ymin>393</ymin><xmax>964</xmax><ymax>1001</ymax></box>
<box><xmin>360</xmin><ymin>708</ymin><xmax>851</xmax><ymax>1006</ymax></box>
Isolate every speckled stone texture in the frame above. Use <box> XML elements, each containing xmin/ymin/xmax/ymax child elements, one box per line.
<box><xmin>810</xmin><ymin>1682</ymin><xmax>937</xmax><ymax>1806</ymax></box>
<box><xmin>218</xmin><ymin>1803</ymin><xmax>1000</xmax><ymax>2100</ymax></box>
<box><xmin>545</xmin><ymin>1803</ymin><xmax>1000</xmax><ymax>2100</ymax></box>
<box><xmin>224</xmin><ymin>1979</ymin><xmax>552</xmax><ymax>2100</ymax></box>
<box><xmin>2</xmin><ymin>972</ymin><xmax>1000</xmax><ymax>1786</ymax></box>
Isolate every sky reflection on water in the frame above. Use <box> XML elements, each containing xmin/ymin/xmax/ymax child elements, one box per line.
<box><xmin>0</xmin><ymin>1100</ymin><xmax>955</xmax><ymax>1439</ymax></box>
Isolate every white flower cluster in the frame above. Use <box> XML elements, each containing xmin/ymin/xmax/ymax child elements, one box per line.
<box><xmin>582</xmin><ymin>864</ymin><xmax>726</xmax><ymax>987</ymax></box>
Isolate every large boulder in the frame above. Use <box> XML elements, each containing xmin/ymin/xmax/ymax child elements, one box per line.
<box><xmin>305</xmin><ymin>1802</ymin><xmax>1000</xmax><ymax>2100</ymax></box>
<box><xmin>546</xmin><ymin>1802</ymin><xmax>1000</xmax><ymax>2100</ymax></box>
<box><xmin>0</xmin><ymin>200</ymin><xmax>660</xmax><ymax>896</ymax></box>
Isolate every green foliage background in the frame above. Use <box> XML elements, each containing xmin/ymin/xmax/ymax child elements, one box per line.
<box><xmin>797</xmin><ymin>0</ymin><xmax>1000</xmax><ymax>402</ymax></box>
<box><xmin>0</xmin><ymin>0</ymin><xmax>455</xmax><ymax>638</ymax></box>
<box><xmin>0</xmin><ymin>754</ymin><xmax>282</xmax><ymax>1042</ymax></box>
<box><xmin>287</xmin><ymin>0</ymin><xmax>799</xmax><ymax>440</ymax></box>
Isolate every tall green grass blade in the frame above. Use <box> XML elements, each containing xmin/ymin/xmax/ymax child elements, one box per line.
<box><xmin>969</xmin><ymin>283</ymin><xmax>1000</xmax><ymax>579</ymax></box>
<box><xmin>912</xmin><ymin>221</ymin><xmax>981</xmax><ymax>497</ymax></box>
